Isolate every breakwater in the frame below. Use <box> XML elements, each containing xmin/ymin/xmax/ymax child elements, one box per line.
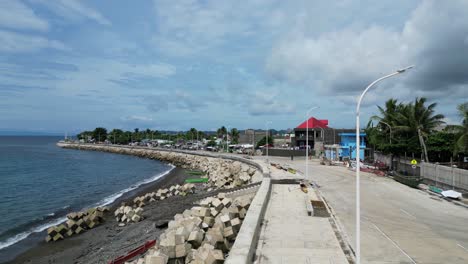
<box><xmin>58</xmin><ymin>143</ymin><xmax>264</xmax><ymax>189</ymax></box>
<box><xmin>57</xmin><ymin>143</ymin><xmax>272</xmax><ymax>263</ymax></box>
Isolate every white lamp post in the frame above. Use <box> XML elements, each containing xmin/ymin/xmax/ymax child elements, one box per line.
<box><xmin>355</xmin><ymin>65</ymin><xmax>413</xmax><ymax>264</ymax></box>
<box><xmin>379</xmin><ymin>121</ymin><xmax>393</xmax><ymax>144</ymax></box>
<box><xmin>306</xmin><ymin>106</ymin><xmax>319</xmax><ymax>179</ymax></box>
<box><xmin>226</xmin><ymin>125</ymin><xmax>230</xmax><ymax>153</ymax></box>
<box><xmin>266</xmin><ymin>121</ymin><xmax>272</xmax><ymax>162</ymax></box>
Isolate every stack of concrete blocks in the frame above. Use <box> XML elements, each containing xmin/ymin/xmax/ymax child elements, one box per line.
<box><xmin>78</xmin><ymin>146</ymin><xmax>262</xmax><ymax>190</ymax></box>
<box><xmin>131</xmin><ymin>193</ymin><xmax>253</xmax><ymax>264</ymax></box>
<box><xmin>45</xmin><ymin>206</ymin><xmax>109</xmax><ymax>242</ymax></box>
<box><xmin>114</xmin><ymin>206</ymin><xmax>144</xmax><ymax>224</ymax></box>
<box><xmin>132</xmin><ymin>184</ymin><xmax>196</xmax><ymax>208</ymax></box>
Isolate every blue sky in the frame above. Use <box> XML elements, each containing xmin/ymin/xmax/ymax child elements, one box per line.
<box><xmin>0</xmin><ymin>0</ymin><xmax>466</xmax><ymax>134</ymax></box>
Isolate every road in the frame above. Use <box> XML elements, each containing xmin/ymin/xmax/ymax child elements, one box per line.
<box><xmin>260</xmin><ymin>156</ymin><xmax>468</xmax><ymax>264</ymax></box>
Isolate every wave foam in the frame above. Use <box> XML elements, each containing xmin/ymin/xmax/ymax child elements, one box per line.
<box><xmin>0</xmin><ymin>165</ymin><xmax>175</xmax><ymax>251</ymax></box>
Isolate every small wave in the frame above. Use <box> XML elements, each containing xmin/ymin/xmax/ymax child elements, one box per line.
<box><xmin>93</xmin><ymin>164</ymin><xmax>175</xmax><ymax>207</ymax></box>
<box><xmin>0</xmin><ymin>216</ymin><xmax>66</xmax><ymax>250</ymax></box>
<box><xmin>0</xmin><ymin>165</ymin><xmax>175</xmax><ymax>251</ymax></box>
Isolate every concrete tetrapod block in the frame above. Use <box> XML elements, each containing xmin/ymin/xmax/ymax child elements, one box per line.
<box><xmin>175</xmin><ymin>226</ymin><xmax>190</xmax><ymax>241</ymax></box>
<box><xmin>131</xmin><ymin>214</ymin><xmax>141</xmax><ymax>222</ymax></box>
<box><xmin>203</xmin><ymin>217</ymin><xmax>214</xmax><ymax>228</ymax></box>
<box><xmin>220</xmin><ymin>214</ymin><xmax>232</xmax><ymax>227</ymax></box>
<box><xmin>199</xmin><ymin>207</ymin><xmax>211</xmax><ymax>217</ymax></box>
<box><xmin>221</xmin><ymin>198</ymin><xmax>232</xmax><ymax>208</ymax></box>
<box><xmin>175</xmin><ymin>243</ymin><xmax>192</xmax><ymax>258</ymax></box>
<box><xmin>145</xmin><ymin>251</ymin><xmax>169</xmax><ymax>264</ymax></box>
<box><xmin>134</xmin><ymin>207</ymin><xmax>144</xmax><ymax>215</ymax></box>
<box><xmin>238</xmin><ymin>208</ymin><xmax>247</xmax><ymax>219</ymax></box>
<box><xmin>217</xmin><ymin>193</ymin><xmax>226</xmax><ymax>200</ymax></box>
<box><xmin>210</xmin><ymin>208</ymin><xmax>219</xmax><ymax>218</ymax></box>
<box><xmin>223</xmin><ymin>226</ymin><xmax>236</xmax><ymax>241</ymax></box>
<box><xmin>188</xmin><ymin>229</ymin><xmax>205</xmax><ymax>248</ymax></box>
<box><xmin>230</xmin><ymin>218</ymin><xmax>241</xmax><ymax>232</ymax></box>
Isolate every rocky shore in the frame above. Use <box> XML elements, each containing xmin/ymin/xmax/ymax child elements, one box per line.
<box><xmin>9</xmin><ymin>144</ymin><xmax>264</xmax><ymax>264</ymax></box>
<box><xmin>58</xmin><ymin>144</ymin><xmax>264</xmax><ymax>189</ymax></box>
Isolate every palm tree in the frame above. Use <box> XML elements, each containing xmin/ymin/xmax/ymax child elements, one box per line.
<box><xmin>217</xmin><ymin>126</ymin><xmax>227</xmax><ymax>139</ymax></box>
<box><xmin>394</xmin><ymin>97</ymin><xmax>445</xmax><ymax>162</ymax></box>
<box><xmin>371</xmin><ymin>99</ymin><xmax>402</xmax><ymax>144</ymax></box>
<box><xmin>230</xmin><ymin>128</ymin><xmax>240</xmax><ymax>144</ymax></box>
<box><xmin>453</xmin><ymin>102</ymin><xmax>468</xmax><ymax>154</ymax></box>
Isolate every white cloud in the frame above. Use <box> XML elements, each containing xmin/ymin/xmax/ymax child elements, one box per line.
<box><xmin>0</xmin><ymin>30</ymin><xmax>68</xmax><ymax>53</ymax></box>
<box><xmin>33</xmin><ymin>0</ymin><xmax>111</xmax><ymax>26</ymax></box>
<box><xmin>145</xmin><ymin>89</ymin><xmax>206</xmax><ymax>113</ymax></box>
<box><xmin>0</xmin><ymin>0</ymin><xmax>49</xmax><ymax>31</ymax></box>
<box><xmin>266</xmin><ymin>0</ymin><xmax>468</xmax><ymax>96</ymax></box>
<box><xmin>246</xmin><ymin>91</ymin><xmax>296</xmax><ymax>116</ymax></box>
<box><xmin>122</xmin><ymin>115</ymin><xmax>153</xmax><ymax>122</ymax></box>
<box><xmin>152</xmin><ymin>0</ymin><xmax>283</xmax><ymax>56</ymax></box>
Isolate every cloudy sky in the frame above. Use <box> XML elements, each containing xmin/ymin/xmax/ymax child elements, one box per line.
<box><xmin>0</xmin><ymin>0</ymin><xmax>466</xmax><ymax>133</ymax></box>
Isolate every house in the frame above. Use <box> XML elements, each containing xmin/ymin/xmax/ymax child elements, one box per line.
<box><xmin>292</xmin><ymin>117</ymin><xmax>329</xmax><ymax>149</ymax></box>
<box><xmin>337</xmin><ymin>132</ymin><xmax>366</xmax><ymax>160</ymax></box>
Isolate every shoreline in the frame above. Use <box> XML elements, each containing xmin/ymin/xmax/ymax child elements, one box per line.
<box><xmin>1</xmin><ymin>164</ymin><xmax>184</xmax><ymax>264</ymax></box>
<box><xmin>6</xmin><ymin>144</ymin><xmax>265</xmax><ymax>264</ymax></box>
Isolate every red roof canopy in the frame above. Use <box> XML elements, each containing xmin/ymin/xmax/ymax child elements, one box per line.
<box><xmin>296</xmin><ymin>117</ymin><xmax>329</xmax><ymax>129</ymax></box>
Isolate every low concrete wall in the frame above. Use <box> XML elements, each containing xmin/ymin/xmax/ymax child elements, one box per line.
<box><xmin>58</xmin><ymin>143</ymin><xmax>271</xmax><ymax>263</ymax></box>
<box><xmin>261</xmin><ymin>148</ymin><xmax>307</xmax><ymax>157</ymax></box>
<box><xmin>421</xmin><ymin>162</ymin><xmax>468</xmax><ymax>192</ymax></box>
<box><xmin>226</xmin><ymin>178</ymin><xmax>271</xmax><ymax>264</ymax></box>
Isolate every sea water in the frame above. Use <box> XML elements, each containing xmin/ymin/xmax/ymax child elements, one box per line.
<box><xmin>0</xmin><ymin>136</ymin><xmax>173</xmax><ymax>260</ymax></box>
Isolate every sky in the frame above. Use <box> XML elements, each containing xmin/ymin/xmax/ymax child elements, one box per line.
<box><xmin>0</xmin><ymin>0</ymin><xmax>466</xmax><ymax>134</ymax></box>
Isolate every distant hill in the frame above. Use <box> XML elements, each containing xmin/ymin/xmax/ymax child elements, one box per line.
<box><xmin>0</xmin><ymin>130</ymin><xmax>66</xmax><ymax>136</ymax></box>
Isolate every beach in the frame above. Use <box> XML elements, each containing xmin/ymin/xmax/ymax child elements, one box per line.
<box><xmin>4</xmin><ymin>143</ymin><xmax>264</xmax><ymax>263</ymax></box>
<box><xmin>7</xmin><ymin>166</ymin><xmax>200</xmax><ymax>263</ymax></box>
<box><xmin>7</xmin><ymin>164</ymin><xmax>259</xmax><ymax>264</ymax></box>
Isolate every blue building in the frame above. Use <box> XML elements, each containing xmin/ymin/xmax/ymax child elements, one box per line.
<box><xmin>338</xmin><ymin>132</ymin><xmax>366</xmax><ymax>160</ymax></box>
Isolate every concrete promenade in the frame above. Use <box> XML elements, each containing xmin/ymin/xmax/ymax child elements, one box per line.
<box><xmin>263</xmin><ymin>156</ymin><xmax>468</xmax><ymax>264</ymax></box>
<box><xmin>254</xmin><ymin>164</ymin><xmax>349</xmax><ymax>263</ymax></box>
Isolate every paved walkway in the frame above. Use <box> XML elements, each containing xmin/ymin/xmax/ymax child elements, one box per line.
<box><xmin>255</xmin><ymin>165</ymin><xmax>349</xmax><ymax>264</ymax></box>
<box><xmin>263</xmin><ymin>156</ymin><xmax>468</xmax><ymax>264</ymax></box>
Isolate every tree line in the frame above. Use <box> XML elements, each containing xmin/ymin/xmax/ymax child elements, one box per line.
<box><xmin>77</xmin><ymin>126</ymin><xmax>241</xmax><ymax>145</ymax></box>
<box><xmin>366</xmin><ymin>97</ymin><xmax>467</xmax><ymax>163</ymax></box>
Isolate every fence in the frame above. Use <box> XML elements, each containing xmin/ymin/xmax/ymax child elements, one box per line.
<box><xmin>374</xmin><ymin>152</ymin><xmax>468</xmax><ymax>192</ymax></box>
<box><xmin>421</xmin><ymin>163</ymin><xmax>468</xmax><ymax>192</ymax></box>
<box><xmin>262</xmin><ymin>148</ymin><xmax>314</xmax><ymax>157</ymax></box>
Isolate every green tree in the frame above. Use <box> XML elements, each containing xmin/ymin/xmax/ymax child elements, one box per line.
<box><xmin>93</xmin><ymin>127</ymin><xmax>107</xmax><ymax>142</ymax></box>
<box><xmin>394</xmin><ymin>98</ymin><xmax>445</xmax><ymax>162</ymax></box>
<box><xmin>426</xmin><ymin>132</ymin><xmax>456</xmax><ymax>162</ymax></box>
<box><xmin>256</xmin><ymin>136</ymin><xmax>273</xmax><ymax>149</ymax></box>
<box><xmin>452</xmin><ymin>102</ymin><xmax>468</xmax><ymax>154</ymax></box>
<box><xmin>217</xmin><ymin>126</ymin><xmax>227</xmax><ymax>139</ymax></box>
<box><xmin>187</xmin><ymin>128</ymin><xmax>198</xmax><ymax>141</ymax></box>
<box><xmin>207</xmin><ymin>140</ymin><xmax>217</xmax><ymax>147</ymax></box>
<box><xmin>230</xmin><ymin>128</ymin><xmax>240</xmax><ymax>144</ymax></box>
<box><xmin>369</xmin><ymin>98</ymin><xmax>445</xmax><ymax>161</ymax></box>
<box><xmin>77</xmin><ymin>130</ymin><xmax>93</xmax><ymax>141</ymax></box>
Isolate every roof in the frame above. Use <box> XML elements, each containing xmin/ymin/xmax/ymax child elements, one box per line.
<box><xmin>296</xmin><ymin>117</ymin><xmax>329</xmax><ymax>129</ymax></box>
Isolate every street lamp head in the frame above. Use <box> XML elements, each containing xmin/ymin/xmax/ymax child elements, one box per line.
<box><xmin>397</xmin><ymin>65</ymin><xmax>415</xmax><ymax>73</ymax></box>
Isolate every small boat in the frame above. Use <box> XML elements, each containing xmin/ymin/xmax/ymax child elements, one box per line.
<box><xmin>108</xmin><ymin>240</ymin><xmax>156</xmax><ymax>264</ymax></box>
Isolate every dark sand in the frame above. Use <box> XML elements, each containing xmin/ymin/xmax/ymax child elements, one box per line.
<box><xmin>6</xmin><ymin>167</ymin><xmax>225</xmax><ymax>264</ymax></box>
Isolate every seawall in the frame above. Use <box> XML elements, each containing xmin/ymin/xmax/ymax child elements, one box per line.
<box><xmin>57</xmin><ymin>143</ymin><xmax>271</xmax><ymax>263</ymax></box>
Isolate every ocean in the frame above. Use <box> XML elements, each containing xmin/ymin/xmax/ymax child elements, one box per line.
<box><xmin>0</xmin><ymin>136</ymin><xmax>173</xmax><ymax>261</ymax></box>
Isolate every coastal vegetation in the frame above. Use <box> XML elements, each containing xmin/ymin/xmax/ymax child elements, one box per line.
<box><xmin>366</xmin><ymin>98</ymin><xmax>467</xmax><ymax>163</ymax></box>
<box><xmin>77</xmin><ymin>126</ymin><xmax>242</xmax><ymax>146</ymax></box>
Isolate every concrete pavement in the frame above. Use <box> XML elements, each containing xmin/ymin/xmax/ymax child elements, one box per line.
<box><xmin>255</xmin><ymin>165</ymin><xmax>349</xmax><ymax>264</ymax></box>
<box><xmin>263</xmin><ymin>156</ymin><xmax>468</xmax><ymax>264</ymax></box>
